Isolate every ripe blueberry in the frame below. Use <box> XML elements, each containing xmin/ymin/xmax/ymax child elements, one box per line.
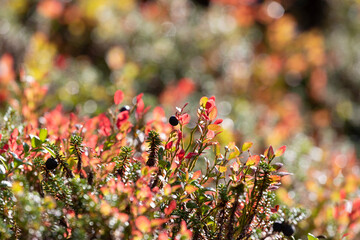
<box><xmin>45</xmin><ymin>157</ymin><xmax>58</xmax><ymax>170</ymax></box>
<box><xmin>169</xmin><ymin>116</ymin><xmax>179</xmax><ymax>126</ymax></box>
<box><xmin>281</xmin><ymin>223</ymin><xmax>295</xmax><ymax>237</ymax></box>
<box><xmin>273</xmin><ymin>221</ymin><xmax>295</xmax><ymax>236</ymax></box>
<box><xmin>272</xmin><ymin>222</ymin><xmax>282</xmax><ymax>232</ymax></box>
<box><xmin>119</xmin><ymin>105</ymin><xmax>130</xmax><ymax>112</ymax></box>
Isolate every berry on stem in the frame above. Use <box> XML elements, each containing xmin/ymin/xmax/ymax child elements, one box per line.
<box><xmin>273</xmin><ymin>221</ymin><xmax>295</xmax><ymax>237</ymax></box>
<box><xmin>169</xmin><ymin>115</ymin><xmax>179</xmax><ymax>126</ymax></box>
<box><xmin>45</xmin><ymin>157</ymin><xmax>58</xmax><ymax>170</ymax></box>
<box><xmin>119</xmin><ymin>105</ymin><xmax>130</xmax><ymax>112</ymax></box>
<box><xmin>281</xmin><ymin>223</ymin><xmax>295</xmax><ymax>237</ymax></box>
<box><xmin>272</xmin><ymin>222</ymin><xmax>282</xmax><ymax>232</ymax></box>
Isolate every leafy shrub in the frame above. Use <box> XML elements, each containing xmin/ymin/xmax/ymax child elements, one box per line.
<box><xmin>0</xmin><ymin>91</ymin><xmax>306</xmax><ymax>239</ymax></box>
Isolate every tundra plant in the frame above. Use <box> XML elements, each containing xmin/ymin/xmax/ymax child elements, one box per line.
<box><xmin>0</xmin><ymin>91</ymin><xmax>305</xmax><ymax>239</ymax></box>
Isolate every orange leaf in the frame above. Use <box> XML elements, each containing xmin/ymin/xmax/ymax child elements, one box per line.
<box><xmin>208</xmin><ymin>107</ymin><xmax>217</xmax><ymax>121</ymax></box>
<box><xmin>185</xmin><ymin>185</ymin><xmax>197</xmax><ymax>194</ymax></box>
<box><xmin>151</xmin><ymin>218</ymin><xmax>168</xmax><ymax>227</ymax></box>
<box><xmin>158</xmin><ymin>232</ymin><xmax>169</xmax><ymax>240</ymax></box>
<box><xmin>275</xmin><ymin>145</ymin><xmax>286</xmax><ymax>157</ymax></box>
<box><xmin>269</xmin><ymin>175</ymin><xmax>281</xmax><ymax>182</ymax></box>
<box><xmin>114</xmin><ymin>90</ymin><xmax>124</xmax><ymax>105</ymax></box>
<box><xmin>246</xmin><ymin>155</ymin><xmax>260</xmax><ymax>166</ymax></box>
<box><xmin>208</xmin><ymin>124</ymin><xmax>221</xmax><ymax>131</ymax></box>
<box><xmin>135</xmin><ymin>216</ymin><xmax>151</xmax><ymax>233</ymax></box>
<box><xmin>192</xmin><ymin>170</ymin><xmax>202</xmax><ymax>180</ymax></box>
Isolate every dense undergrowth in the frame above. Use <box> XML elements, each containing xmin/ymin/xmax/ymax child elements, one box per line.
<box><xmin>0</xmin><ymin>90</ymin><xmax>308</xmax><ymax>239</ymax></box>
<box><xmin>1</xmin><ymin>0</ymin><xmax>360</xmax><ymax>239</ymax></box>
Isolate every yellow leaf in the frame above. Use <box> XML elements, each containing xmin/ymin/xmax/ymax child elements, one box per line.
<box><xmin>100</xmin><ymin>201</ymin><xmax>112</xmax><ymax>216</ymax></box>
<box><xmin>219</xmin><ymin>166</ymin><xmax>227</xmax><ymax>173</ymax></box>
<box><xmin>242</xmin><ymin>142</ymin><xmax>253</xmax><ymax>152</ymax></box>
<box><xmin>164</xmin><ymin>184</ymin><xmax>171</xmax><ymax>196</ymax></box>
<box><xmin>228</xmin><ymin>146</ymin><xmax>240</xmax><ymax>160</ymax></box>
<box><xmin>199</xmin><ymin>96</ymin><xmax>208</xmax><ymax>107</ymax></box>
<box><xmin>185</xmin><ymin>185</ymin><xmax>197</xmax><ymax>194</ymax></box>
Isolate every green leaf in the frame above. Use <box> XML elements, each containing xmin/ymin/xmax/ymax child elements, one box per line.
<box><xmin>23</xmin><ymin>142</ymin><xmax>30</xmax><ymax>154</ymax></box>
<box><xmin>39</xmin><ymin>128</ymin><xmax>48</xmax><ymax>142</ymax></box>
<box><xmin>186</xmin><ymin>201</ymin><xmax>198</xmax><ymax>209</ymax></box>
<box><xmin>0</xmin><ymin>164</ymin><xmax>6</xmax><ymax>175</ymax></box>
<box><xmin>43</xmin><ymin>146</ymin><xmax>56</xmax><ymax>157</ymax></box>
<box><xmin>30</xmin><ymin>135</ymin><xmax>42</xmax><ymax>148</ymax></box>
<box><xmin>10</xmin><ymin>152</ymin><xmax>24</xmax><ymax>168</ymax></box>
<box><xmin>307</xmin><ymin>233</ymin><xmax>319</xmax><ymax>240</ymax></box>
<box><xmin>0</xmin><ymin>156</ymin><xmax>8</xmax><ymax>171</ymax></box>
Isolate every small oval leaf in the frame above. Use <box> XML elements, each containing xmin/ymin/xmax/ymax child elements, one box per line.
<box><xmin>242</xmin><ymin>142</ymin><xmax>253</xmax><ymax>152</ymax></box>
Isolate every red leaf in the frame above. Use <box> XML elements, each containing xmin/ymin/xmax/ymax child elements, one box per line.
<box><xmin>271</xmin><ymin>205</ymin><xmax>280</xmax><ymax>213</ymax></box>
<box><xmin>177</xmin><ymin>149</ymin><xmax>185</xmax><ymax>160</ymax></box>
<box><xmin>178</xmin><ymin>113</ymin><xmax>190</xmax><ymax>125</ymax></box>
<box><xmin>114</xmin><ymin>90</ymin><xmax>124</xmax><ymax>105</ymax></box>
<box><xmin>136</xmin><ymin>95</ymin><xmax>145</xmax><ymax>117</ymax></box>
<box><xmin>185</xmin><ymin>152</ymin><xmax>197</xmax><ymax>159</ymax></box>
<box><xmin>214</xmin><ymin>119</ymin><xmax>223</xmax><ymax>125</ymax></box>
<box><xmin>266</xmin><ymin>146</ymin><xmax>274</xmax><ymax>159</ymax></box>
<box><xmin>164</xmin><ymin>200</ymin><xmax>176</xmax><ymax>215</ymax></box>
<box><xmin>10</xmin><ymin>128</ymin><xmax>19</xmax><ymax>140</ymax></box>
<box><xmin>165</xmin><ymin>141</ymin><xmax>173</xmax><ymax>150</ymax></box>
<box><xmin>116</xmin><ymin>111</ymin><xmax>129</xmax><ymax>128</ymax></box>
<box><xmin>153</xmin><ymin>106</ymin><xmax>165</xmax><ymax>120</ymax></box>
<box><xmin>98</xmin><ymin>114</ymin><xmax>111</xmax><ymax>136</ymax></box>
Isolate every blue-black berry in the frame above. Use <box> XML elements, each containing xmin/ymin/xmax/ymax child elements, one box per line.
<box><xmin>45</xmin><ymin>157</ymin><xmax>58</xmax><ymax>170</ymax></box>
<box><xmin>273</xmin><ymin>221</ymin><xmax>295</xmax><ymax>237</ymax></box>
<box><xmin>281</xmin><ymin>223</ymin><xmax>295</xmax><ymax>237</ymax></box>
<box><xmin>119</xmin><ymin>105</ymin><xmax>130</xmax><ymax>112</ymax></box>
<box><xmin>169</xmin><ymin>116</ymin><xmax>179</xmax><ymax>126</ymax></box>
<box><xmin>272</xmin><ymin>222</ymin><xmax>283</xmax><ymax>232</ymax></box>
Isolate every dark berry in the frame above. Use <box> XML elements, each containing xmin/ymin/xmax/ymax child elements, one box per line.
<box><xmin>119</xmin><ymin>105</ymin><xmax>130</xmax><ymax>112</ymax></box>
<box><xmin>281</xmin><ymin>223</ymin><xmax>295</xmax><ymax>237</ymax></box>
<box><xmin>45</xmin><ymin>157</ymin><xmax>58</xmax><ymax>170</ymax></box>
<box><xmin>169</xmin><ymin>116</ymin><xmax>179</xmax><ymax>126</ymax></box>
<box><xmin>272</xmin><ymin>222</ymin><xmax>283</xmax><ymax>232</ymax></box>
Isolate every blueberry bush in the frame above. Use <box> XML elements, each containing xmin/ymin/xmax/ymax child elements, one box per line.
<box><xmin>0</xmin><ymin>88</ymin><xmax>307</xmax><ymax>239</ymax></box>
<box><xmin>1</xmin><ymin>0</ymin><xmax>360</xmax><ymax>239</ymax></box>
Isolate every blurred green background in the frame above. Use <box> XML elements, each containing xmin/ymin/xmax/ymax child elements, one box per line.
<box><xmin>1</xmin><ymin>0</ymin><xmax>360</xmax><ymax>238</ymax></box>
